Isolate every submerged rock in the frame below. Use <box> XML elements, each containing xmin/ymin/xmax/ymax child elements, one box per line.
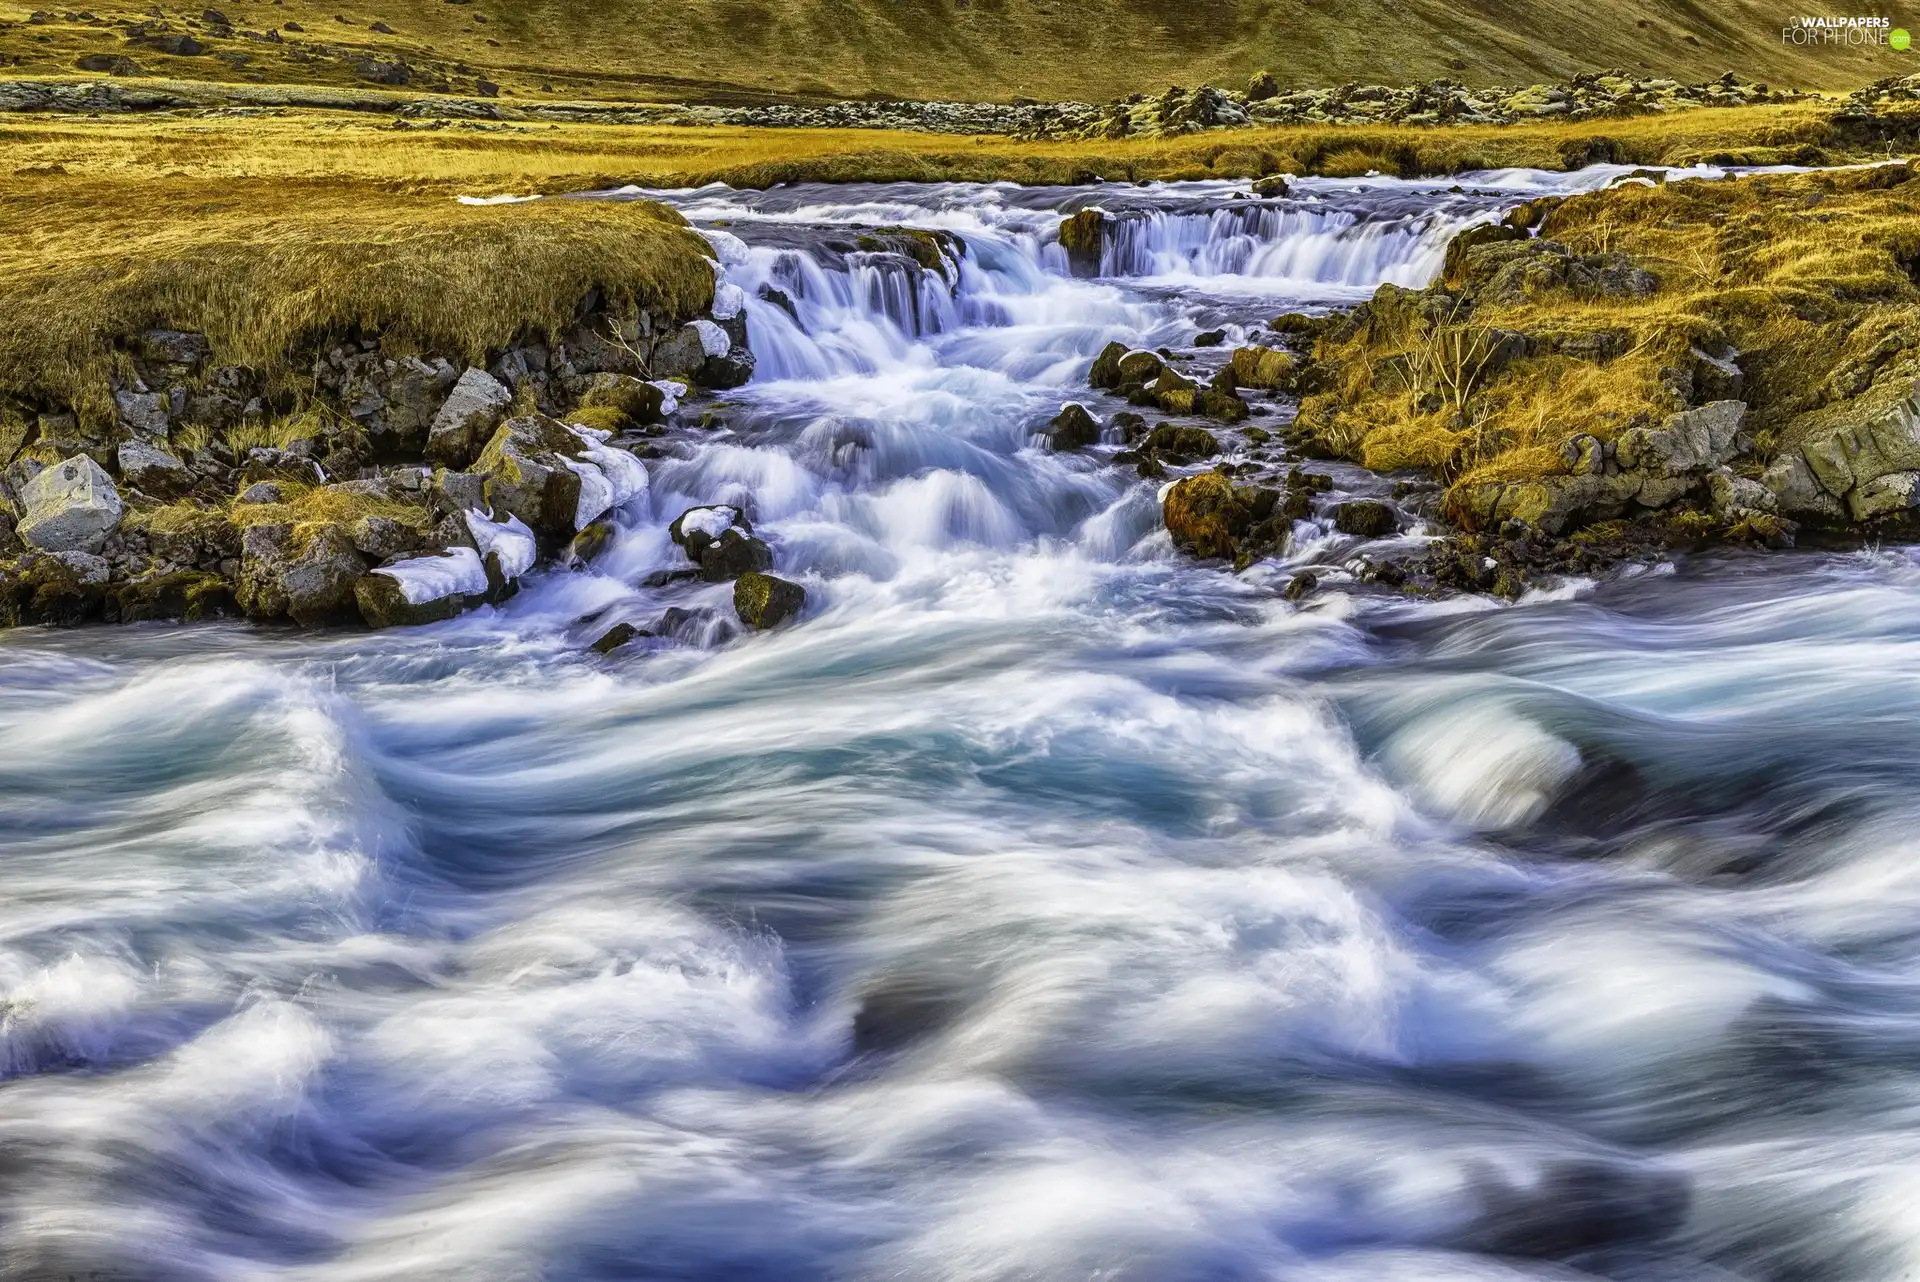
<box><xmin>1057</xmin><ymin>209</ymin><xmax>1106</xmax><ymax>277</ymax></box>
<box><xmin>1333</xmin><ymin>499</ymin><xmax>1398</xmax><ymax>538</ymax></box>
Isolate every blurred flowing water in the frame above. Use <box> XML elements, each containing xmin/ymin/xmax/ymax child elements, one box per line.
<box><xmin>6</xmin><ymin>168</ymin><xmax>1919</xmax><ymax>1282</ymax></box>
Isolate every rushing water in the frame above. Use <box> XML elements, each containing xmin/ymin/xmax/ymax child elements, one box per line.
<box><xmin>8</xmin><ymin>166</ymin><xmax>1920</xmax><ymax>1282</ymax></box>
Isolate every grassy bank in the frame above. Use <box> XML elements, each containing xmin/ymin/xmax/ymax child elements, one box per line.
<box><xmin>0</xmin><ymin>169</ymin><xmax>713</xmax><ymax>425</ymax></box>
<box><xmin>1290</xmin><ymin>163</ymin><xmax>1920</xmax><ymax>524</ymax></box>
<box><xmin>1</xmin><ymin>98</ymin><xmax>1902</xmax><ymax>196</ymax></box>
<box><xmin>0</xmin><ymin>0</ymin><xmax>1900</xmax><ymax>104</ymax></box>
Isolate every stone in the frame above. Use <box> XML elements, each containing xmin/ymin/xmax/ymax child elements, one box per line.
<box><xmin>1193</xmin><ymin>329</ymin><xmax>1227</xmax><ymax>348</ymax></box>
<box><xmin>17</xmin><ymin>455</ymin><xmax>123</xmax><ymax>553</ymax></box>
<box><xmin>1228</xmin><ymin>346</ymin><xmax>1298</xmax><ymax>390</ymax></box>
<box><xmin>1140</xmin><ymin>423</ymin><xmax>1219</xmax><ymax>458</ymax></box>
<box><xmin>472</xmin><ymin>414</ymin><xmax>588</xmax><ymax>541</ymax></box>
<box><xmin>424</xmin><ymin>366</ymin><xmax>513</xmax><ymax>468</ymax></box>
<box><xmin>669</xmin><ymin>504</ymin><xmax>750</xmax><ymax>561</ymax></box>
<box><xmin>431</xmin><ymin>469</ymin><xmax>487</xmax><ymax>515</ymax></box>
<box><xmin>1116</xmin><ymin>349</ymin><xmax>1166</xmax><ymax>386</ymax></box>
<box><xmin>1614</xmin><ymin>400</ymin><xmax>1745</xmax><ymax>476</ymax></box>
<box><xmin>349</xmin><ymin>514</ymin><xmax>423</xmax><ymax>560</ymax></box>
<box><xmin>1088</xmin><ymin>340</ymin><xmax>1130</xmax><ymax>389</ymax></box>
<box><xmin>236</xmin><ymin>480</ymin><xmax>284</xmax><ymax>505</ymax></box>
<box><xmin>1849</xmin><ymin>469</ymin><xmax>1920</xmax><ymax>521</ymax></box>
<box><xmin>699</xmin><ymin>527</ymin><xmax>774</xmax><ymax>582</ymax></box>
<box><xmin>353</xmin><ymin>548</ymin><xmax>486</xmax><ymax>628</ymax></box>
<box><xmin>1333</xmin><ymin>499</ymin><xmax>1398</xmax><ymax>538</ymax></box>
<box><xmin>574</xmin><ymin>372</ymin><xmax>668</xmax><ymax>428</ymax></box>
<box><xmin>114</xmin><ymin>388</ymin><xmax>170</xmax><ymax>436</ymax></box>
<box><xmin>1057</xmin><ymin>209</ymin><xmax>1106</xmax><ymax>277</ymax></box>
<box><xmin>116</xmin><ymin>440</ymin><xmax>189</xmax><ymax>494</ymax></box>
<box><xmin>138</xmin><ymin>329</ymin><xmax>212</xmax><ymax>366</ymax></box>
<box><xmin>566</xmin><ymin>519</ymin><xmax>617</xmax><ymax>567</ymax></box>
<box><xmin>235</xmin><ymin>521</ymin><xmax>368</xmax><ymax>625</ymax></box>
<box><xmin>733</xmin><ymin>571</ymin><xmax>805</xmax><ymax>629</ymax></box>
<box><xmin>1761</xmin><ymin>452</ymin><xmax>1845</xmax><ymax>521</ymax></box>
<box><xmin>1251</xmin><ymin>174</ymin><xmax>1289</xmax><ymax>197</ymax></box>
<box><xmin>1047</xmin><ymin>402</ymin><xmax>1102</xmax><ymax>450</ymax></box>
<box><xmin>1162</xmin><ymin>472</ymin><xmax>1252</xmax><ymax>558</ymax></box>
<box><xmin>591</xmin><ymin>621</ymin><xmax>645</xmax><ymax>653</ymax></box>
<box><xmin>108</xmin><ymin>569</ymin><xmax>231</xmax><ymax>624</ymax></box>
<box><xmin>1706</xmin><ymin>468</ymin><xmax>1776</xmax><ymax>517</ymax></box>
<box><xmin>0</xmin><ymin>551</ymin><xmax>108</xmax><ymax>627</ymax></box>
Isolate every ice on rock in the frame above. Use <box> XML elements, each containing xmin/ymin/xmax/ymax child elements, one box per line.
<box><xmin>464</xmin><ymin>510</ymin><xmax>538</xmax><ymax>580</ymax></box>
<box><xmin>691</xmin><ymin>320</ymin><xmax>732</xmax><ymax>358</ymax></box>
<box><xmin>372</xmin><ymin>546</ymin><xmax>489</xmax><ymax>605</ymax></box>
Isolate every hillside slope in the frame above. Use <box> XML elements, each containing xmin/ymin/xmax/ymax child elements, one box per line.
<box><xmin>0</xmin><ymin>0</ymin><xmax>1903</xmax><ymax>104</ymax></box>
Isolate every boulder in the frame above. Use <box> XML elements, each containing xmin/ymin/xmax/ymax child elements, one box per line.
<box><xmin>1047</xmin><ymin>402</ymin><xmax>1102</xmax><ymax>450</ymax></box>
<box><xmin>1141</xmin><ymin>423</ymin><xmax>1219</xmax><ymax>458</ymax></box>
<box><xmin>116</xmin><ymin>440</ymin><xmax>190</xmax><ymax>495</ymax></box>
<box><xmin>1057</xmin><ymin>209</ymin><xmax>1106</xmax><ymax>277</ymax></box>
<box><xmin>1162</xmin><ymin>472</ymin><xmax>1252</xmax><ymax>558</ymax></box>
<box><xmin>17</xmin><ymin>455</ymin><xmax>123</xmax><ymax>553</ymax></box>
<box><xmin>669</xmin><ymin>504</ymin><xmax>751</xmax><ymax>561</ymax></box>
<box><xmin>1333</xmin><ymin>499</ymin><xmax>1398</xmax><ymax>537</ymax></box>
<box><xmin>733</xmin><ymin>571</ymin><xmax>805</xmax><ymax>629</ymax></box>
<box><xmin>1088</xmin><ymin>340</ymin><xmax>1129</xmax><ymax>389</ymax></box>
<box><xmin>108</xmin><ymin>569</ymin><xmax>231</xmax><ymax>624</ymax></box>
<box><xmin>235</xmin><ymin>522</ymin><xmax>369</xmax><ymax>625</ymax></box>
<box><xmin>591</xmin><ymin>621</ymin><xmax>646</xmax><ymax>653</ymax></box>
<box><xmin>349</xmin><ymin>514</ymin><xmax>425</xmax><ymax>560</ymax></box>
<box><xmin>1228</xmin><ymin>346</ymin><xmax>1299</xmax><ymax>391</ymax></box>
<box><xmin>424</xmin><ymin>366</ymin><xmax>513</xmax><ymax>468</ymax></box>
<box><xmin>138</xmin><ymin>330</ymin><xmax>212</xmax><ymax>366</ymax></box>
<box><xmin>1117</xmin><ymin>350</ymin><xmax>1166</xmax><ymax>386</ymax></box>
<box><xmin>1251</xmin><ymin>174</ymin><xmax>1289</xmax><ymax>197</ymax></box>
<box><xmin>699</xmin><ymin>527</ymin><xmax>774</xmax><ymax>582</ymax></box>
<box><xmin>573</xmin><ymin>372</ymin><xmax>668</xmax><ymax>428</ymax></box>
<box><xmin>472</xmin><ymin>414</ymin><xmax>588</xmax><ymax>540</ymax></box>
<box><xmin>0</xmin><ymin>551</ymin><xmax>109</xmax><ymax>627</ymax></box>
<box><xmin>113</xmin><ymin>388</ymin><xmax>170</xmax><ymax>436</ymax></box>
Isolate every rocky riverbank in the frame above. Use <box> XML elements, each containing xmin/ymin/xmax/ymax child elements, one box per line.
<box><xmin>0</xmin><ymin>262</ymin><xmax>811</xmax><ymax>639</ymax></box>
<box><xmin>1032</xmin><ymin>163</ymin><xmax>1920</xmax><ymax>599</ymax></box>
<box><xmin>0</xmin><ymin>68</ymin><xmax>1813</xmax><ymax>138</ymax></box>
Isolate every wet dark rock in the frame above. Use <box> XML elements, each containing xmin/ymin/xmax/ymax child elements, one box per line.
<box><xmin>1193</xmin><ymin>328</ymin><xmax>1227</xmax><ymax>348</ymax></box>
<box><xmin>591</xmin><ymin>621</ymin><xmax>646</xmax><ymax>653</ymax></box>
<box><xmin>1046</xmin><ymin>402</ymin><xmax>1101</xmax><ymax>450</ymax></box>
<box><xmin>1333</xmin><ymin>499</ymin><xmax>1398</xmax><ymax>537</ymax></box>
<box><xmin>1057</xmin><ymin>209</ymin><xmax>1105</xmax><ymax>277</ymax></box>
<box><xmin>700</xmin><ymin>527</ymin><xmax>774</xmax><ymax>582</ymax></box>
<box><xmin>236</xmin><ymin>521</ymin><xmax>367</xmax><ymax>625</ymax></box>
<box><xmin>1141</xmin><ymin>423</ymin><xmax>1219</xmax><ymax>459</ymax></box>
<box><xmin>733</xmin><ymin>570</ymin><xmax>805</xmax><ymax>629</ymax></box>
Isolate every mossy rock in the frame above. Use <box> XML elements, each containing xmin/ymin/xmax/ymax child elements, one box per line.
<box><xmin>108</xmin><ymin>569</ymin><xmax>233</xmax><ymax>623</ymax></box>
<box><xmin>734</xmin><ymin>570</ymin><xmax>805</xmax><ymax>630</ymax></box>
<box><xmin>1142</xmin><ymin>423</ymin><xmax>1219</xmax><ymax>458</ymax></box>
<box><xmin>1229</xmin><ymin>346</ymin><xmax>1300</xmax><ymax>391</ymax></box>
<box><xmin>1057</xmin><ymin>209</ymin><xmax>1106</xmax><ymax>278</ymax></box>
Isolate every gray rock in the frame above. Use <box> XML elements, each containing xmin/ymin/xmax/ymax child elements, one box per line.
<box><xmin>235</xmin><ymin>521</ymin><xmax>368</xmax><ymax>625</ymax></box>
<box><xmin>116</xmin><ymin>440</ymin><xmax>189</xmax><ymax>493</ymax></box>
<box><xmin>350</xmin><ymin>514</ymin><xmax>423</xmax><ymax>560</ymax></box>
<box><xmin>431</xmin><ymin>468</ymin><xmax>488</xmax><ymax>515</ymax></box>
<box><xmin>425</xmin><ymin>366</ymin><xmax>513</xmax><ymax>468</ymax></box>
<box><xmin>1707</xmin><ymin>467</ymin><xmax>1776</xmax><ymax>516</ymax></box>
<box><xmin>17</xmin><ymin>455</ymin><xmax>123</xmax><ymax>553</ymax></box>
<box><xmin>236</xmin><ymin>481</ymin><xmax>284</xmax><ymax>505</ymax></box>
<box><xmin>44</xmin><ymin>550</ymin><xmax>110</xmax><ymax>585</ymax></box>
<box><xmin>472</xmin><ymin>414</ymin><xmax>588</xmax><ymax>540</ymax></box>
<box><xmin>138</xmin><ymin>330</ymin><xmax>212</xmax><ymax>366</ymax></box>
<box><xmin>1849</xmin><ymin>469</ymin><xmax>1920</xmax><ymax>521</ymax></box>
<box><xmin>113</xmin><ymin>388</ymin><xmax>170</xmax><ymax>436</ymax></box>
<box><xmin>1614</xmin><ymin>400</ymin><xmax>1745</xmax><ymax>476</ymax></box>
<box><xmin>1761</xmin><ymin>453</ymin><xmax>1845</xmax><ymax>520</ymax></box>
<box><xmin>649</xmin><ymin>325</ymin><xmax>709</xmax><ymax>381</ymax></box>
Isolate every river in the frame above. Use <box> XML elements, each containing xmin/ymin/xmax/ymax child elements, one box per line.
<box><xmin>4</xmin><ymin>167</ymin><xmax>1918</xmax><ymax>1282</ymax></box>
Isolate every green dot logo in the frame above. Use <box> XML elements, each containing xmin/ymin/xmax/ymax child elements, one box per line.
<box><xmin>1894</xmin><ymin>27</ymin><xmax>1912</xmax><ymax>50</ymax></box>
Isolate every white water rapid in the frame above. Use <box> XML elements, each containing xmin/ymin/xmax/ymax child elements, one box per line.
<box><xmin>6</xmin><ymin>165</ymin><xmax>1919</xmax><ymax>1282</ymax></box>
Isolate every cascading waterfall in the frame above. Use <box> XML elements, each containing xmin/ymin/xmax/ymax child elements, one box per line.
<box><xmin>10</xmin><ymin>164</ymin><xmax>1920</xmax><ymax>1282</ymax></box>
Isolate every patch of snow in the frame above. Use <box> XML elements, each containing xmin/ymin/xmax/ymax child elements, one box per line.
<box><xmin>648</xmin><ymin>380</ymin><xmax>684</xmax><ymax>415</ymax></box>
<box><xmin>711</xmin><ymin>281</ymin><xmax>748</xmax><ymax>320</ymax></box>
<box><xmin>564</xmin><ymin>457</ymin><xmax>617</xmax><ymax>530</ymax></box>
<box><xmin>373</xmin><ymin>546</ymin><xmax>488</xmax><ymax>604</ymax></box>
<box><xmin>691</xmin><ymin>319</ymin><xmax>732</xmax><ymax>358</ymax></box>
<box><xmin>464</xmin><ymin>509</ymin><xmax>537</xmax><ymax>580</ymax></box>
<box><xmin>678</xmin><ymin>505</ymin><xmax>738</xmax><ymax>541</ymax></box>
<box><xmin>702</xmin><ymin>229</ymin><xmax>751</xmax><ymax>266</ymax></box>
<box><xmin>457</xmin><ymin>193</ymin><xmax>541</xmax><ymax>206</ymax></box>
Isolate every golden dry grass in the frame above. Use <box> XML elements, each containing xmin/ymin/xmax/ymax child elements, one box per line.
<box><xmin>0</xmin><ymin>98</ymin><xmax>1876</xmax><ymax>194</ymax></box>
<box><xmin>0</xmin><ymin>163</ymin><xmax>714</xmax><ymax>426</ymax></box>
<box><xmin>1298</xmin><ymin>164</ymin><xmax>1920</xmax><ymax>508</ymax></box>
